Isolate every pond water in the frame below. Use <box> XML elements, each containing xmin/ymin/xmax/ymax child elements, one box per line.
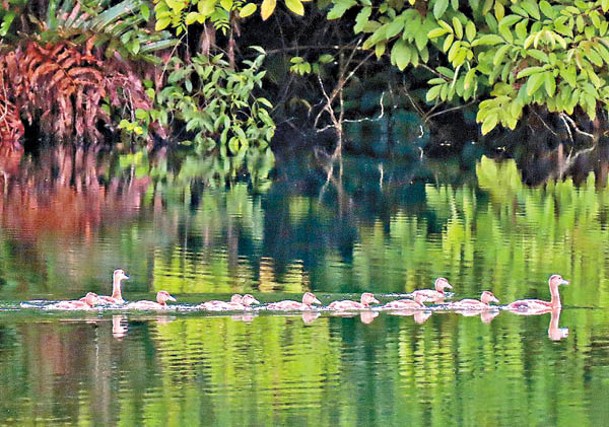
<box><xmin>1</xmin><ymin>144</ymin><xmax>609</xmax><ymax>425</ymax></box>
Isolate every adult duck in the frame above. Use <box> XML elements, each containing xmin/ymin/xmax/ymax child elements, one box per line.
<box><xmin>265</xmin><ymin>292</ymin><xmax>322</xmax><ymax>311</ymax></box>
<box><xmin>445</xmin><ymin>291</ymin><xmax>499</xmax><ymax>311</ymax></box>
<box><xmin>98</xmin><ymin>269</ymin><xmax>129</xmax><ymax>304</ymax></box>
<box><xmin>45</xmin><ymin>292</ymin><xmax>99</xmax><ymax>310</ymax></box>
<box><xmin>381</xmin><ymin>293</ymin><xmax>427</xmax><ymax>311</ymax></box>
<box><xmin>125</xmin><ymin>291</ymin><xmax>176</xmax><ymax>310</ymax></box>
<box><xmin>327</xmin><ymin>292</ymin><xmax>379</xmax><ymax>311</ymax></box>
<box><xmin>409</xmin><ymin>277</ymin><xmax>453</xmax><ymax>303</ymax></box>
<box><xmin>506</xmin><ymin>274</ymin><xmax>569</xmax><ymax>313</ymax></box>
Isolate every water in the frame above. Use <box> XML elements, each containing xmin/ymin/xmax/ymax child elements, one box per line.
<box><xmin>1</xmin><ymin>144</ymin><xmax>609</xmax><ymax>425</ymax></box>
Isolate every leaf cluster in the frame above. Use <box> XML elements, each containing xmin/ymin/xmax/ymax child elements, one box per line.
<box><xmin>0</xmin><ymin>38</ymin><xmax>154</xmax><ymax>142</ymax></box>
<box><xmin>324</xmin><ymin>0</ymin><xmax>609</xmax><ymax>134</ymax></box>
<box><xmin>135</xmin><ymin>48</ymin><xmax>275</xmax><ymax>155</ymax></box>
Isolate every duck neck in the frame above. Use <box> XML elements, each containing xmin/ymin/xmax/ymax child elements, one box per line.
<box><xmin>111</xmin><ymin>278</ymin><xmax>123</xmax><ymax>300</ymax></box>
<box><xmin>549</xmin><ymin>283</ymin><xmax>561</xmax><ymax>308</ymax></box>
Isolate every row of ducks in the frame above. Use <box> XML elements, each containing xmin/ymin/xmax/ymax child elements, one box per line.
<box><xmin>31</xmin><ymin>270</ymin><xmax>569</xmax><ymax>315</ymax></box>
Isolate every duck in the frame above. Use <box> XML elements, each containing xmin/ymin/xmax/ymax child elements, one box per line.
<box><xmin>265</xmin><ymin>292</ymin><xmax>322</xmax><ymax>311</ymax></box>
<box><xmin>98</xmin><ymin>269</ymin><xmax>129</xmax><ymax>304</ymax></box>
<box><xmin>506</xmin><ymin>274</ymin><xmax>569</xmax><ymax>313</ymax></box>
<box><xmin>45</xmin><ymin>292</ymin><xmax>99</xmax><ymax>310</ymax></box>
<box><xmin>199</xmin><ymin>293</ymin><xmax>259</xmax><ymax>311</ymax></box>
<box><xmin>381</xmin><ymin>292</ymin><xmax>427</xmax><ymax>310</ymax></box>
<box><xmin>409</xmin><ymin>277</ymin><xmax>453</xmax><ymax>303</ymax></box>
<box><xmin>445</xmin><ymin>291</ymin><xmax>499</xmax><ymax>311</ymax></box>
<box><xmin>327</xmin><ymin>292</ymin><xmax>379</xmax><ymax>311</ymax></box>
<box><xmin>198</xmin><ymin>293</ymin><xmax>242</xmax><ymax>311</ymax></box>
<box><xmin>124</xmin><ymin>290</ymin><xmax>176</xmax><ymax>310</ymax></box>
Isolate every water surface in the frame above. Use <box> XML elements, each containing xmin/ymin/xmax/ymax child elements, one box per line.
<box><xmin>1</xmin><ymin>144</ymin><xmax>609</xmax><ymax>425</ymax></box>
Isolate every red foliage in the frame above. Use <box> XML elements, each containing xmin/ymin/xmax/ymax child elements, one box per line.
<box><xmin>0</xmin><ymin>37</ymin><xmax>155</xmax><ymax>146</ymax></box>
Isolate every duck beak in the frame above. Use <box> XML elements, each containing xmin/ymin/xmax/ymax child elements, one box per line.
<box><xmin>313</xmin><ymin>297</ymin><xmax>322</xmax><ymax>305</ymax></box>
<box><xmin>492</xmin><ymin>296</ymin><xmax>500</xmax><ymax>304</ymax></box>
<box><xmin>561</xmin><ymin>279</ymin><xmax>569</xmax><ymax>286</ymax></box>
<box><xmin>372</xmin><ymin>297</ymin><xmax>380</xmax><ymax>304</ymax></box>
<box><xmin>252</xmin><ymin>298</ymin><xmax>261</xmax><ymax>305</ymax></box>
<box><xmin>168</xmin><ymin>296</ymin><xmax>177</xmax><ymax>302</ymax></box>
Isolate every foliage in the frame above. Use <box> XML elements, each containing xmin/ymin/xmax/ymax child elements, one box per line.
<box><xmin>322</xmin><ymin>0</ymin><xmax>609</xmax><ymax>134</ymax></box>
<box><xmin>0</xmin><ymin>0</ymin><xmax>177</xmax><ymax>144</ymax></box>
<box><xmin>128</xmin><ymin>48</ymin><xmax>275</xmax><ymax>153</ymax></box>
<box><xmin>0</xmin><ymin>38</ymin><xmax>155</xmax><ymax>142</ymax></box>
<box><xmin>153</xmin><ymin>0</ymin><xmax>311</xmax><ymax>35</ymax></box>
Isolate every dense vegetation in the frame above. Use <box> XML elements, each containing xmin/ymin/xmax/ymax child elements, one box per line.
<box><xmin>1</xmin><ymin>0</ymin><xmax>609</xmax><ymax>155</ymax></box>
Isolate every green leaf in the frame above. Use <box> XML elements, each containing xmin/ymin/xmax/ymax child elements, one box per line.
<box><xmin>543</xmin><ymin>71</ymin><xmax>556</xmax><ymax>97</ymax></box>
<box><xmin>526</xmin><ymin>72</ymin><xmax>545</xmax><ymax>96</ymax></box>
<box><xmin>155</xmin><ymin>17</ymin><xmax>171</xmax><ymax>31</ymax></box>
<box><xmin>465</xmin><ymin>21</ymin><xmax>476</xmax><ymax>42</ymax></box>
<box><xmin>387</xmin><ymin>18</ymin><xmax>406</xmax><ymax>38</ymax></box>
<box><xmin>140</xmin><ymin>4</ymin><xmax>150</xmax><ymax>21</ymax></box>
<box><xmin>472</xmin><ymin>34</ymin><xmax>504</xmax><ymax>46</ymax></box>
<box><xmin>443</xmin><ymin>33</ymin><xmax>454</xmax><ymax>52</ymax></box>
<box><xmin>433</xmin><ymin>0</ymin><xmax>449</xmax><ymax>19</ymax></box>
<box><xmin>517</xmin><ymin>67</ymin><xmax>545</xmax><ymax>79</ymax></box>
<box><xmin>327</xmin><ymin>0</ymin><xmax>357</xmax><ymax>19</ymax></box>
<box><xmin>285</xmin><ymin>0</ymin><xmax>305</xmax><ymax>16</ymax></box>
<box><xmin>527</xmin><ymin>50</ymin><xmax>548</xmax><ymax>62</ymax></box>
<box><xmin>520</xmin><ymin>1</ymin><xmax>540</xmax><ymax>20</ymax></box>
<box><xmin>261</xmin><ymin>0</ymin><xmax>276</xmax><ymax>20</ymax></box>
<box><xmin>560</xmin><ymin>65</ymin><xmax>577</xmax><ymax>87</ymax></box>
<box><xmin>492</xmin><ymin>44</ymin><xmax>511</xmax><ymax>66</ymax></box>
<box><xmin>539</xmin><ymin>1</ymin><xmax>555</xmax><ymax>18</ymax></box>
<box><xmin>240</xmin><ymin>3</ymin><xmax>257</xmax><ymax>18</ymax></box>
<box><xmin>437</xmin><ymin>66</ymin><xmax>455</xmax><ymax>77</ymax></box>
<box><xmin>391</xmin><ymin>39</ymin><xmax>411</xmax><ymax>70</ymax></box>
<box><xmin>426</xmin><ymin>84</ymin><xmax>442</xmax><ymax>101</ymax></box>
<box><xmin>185</xmin><ymin>12</ymin><xmax>199</xmax><ymax>25</ymax></box>
<box><xmin>452</xmin><ymin>17</ymin><xmax>463</xmax><ymax>39</ymax></box>
<box><xmin>354</xmin><ymin>7</ymin><xmax>372</xmax><ymax>33</ymax></box>
<box><xmin>481</xmin><ymin>113</ymin><xmax>498</xmax><ymax>134</ymax></box>
<box><xmin>428</xmin><ymin>27</ymin><xmax>450</xmax><ymax>39</ymax></box>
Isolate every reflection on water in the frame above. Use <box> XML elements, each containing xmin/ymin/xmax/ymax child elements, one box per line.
<box><xmin>1</xmin><ymin>141</ymin><xmax>609</xmax><ymax>424</ymax></box>
<box><xmin>0</xmin><ymin>309</ymin><xmax>601</xmax><ymax>425</ymax></box>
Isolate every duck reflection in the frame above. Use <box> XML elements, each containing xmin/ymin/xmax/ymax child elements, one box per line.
<box><xmin>111</xmin><ymin>315</ymin><xmax>128</xmax><ymax>340</ymax></box>
<box><xmin>301</xmin><ymin>311</ymin><xmax>320</xmax><ymax>325</ymax></box>
<box><xmin>328</xmin><ymin>310</ymin><xmax>379</xmax><ymax>324</ymax></box>
<box><xmin>387</xmin><ymin>309</ymin><xmax>433</xmax><ymax>324</ymax></box>
<box><xmin>548</xmin><ymin>307</ymin><xmax>569</xmax><ymax>341</ymax></box>
<box><xmin>480</xmin><ymin>310</ymin><xmax>501</xmax><ymax>324</ymax></box>
<box><xmin>231</xmin><ymin>312</ymin><xmax>258</xmax><ymax>323</ymax></box>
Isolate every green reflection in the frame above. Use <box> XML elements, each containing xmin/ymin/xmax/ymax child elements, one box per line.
<box><xmin>0</xmin><ymin>309</ymin><xmax>605</xmax><ymax>425</ymax></box>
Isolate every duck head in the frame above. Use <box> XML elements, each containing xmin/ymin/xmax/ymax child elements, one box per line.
<box><xmin>157</xmin><ymin>290</ymin><xmax>176</xmax><ymax>304</ymax></box>
<box><xmin>230</xmin><ymin>294</ymin><xmax>243</xmax><ymax>304</ymax></box>
<box><xmin>241</xmin><ymin>294</ymin><xmax>260</xmax><ymax>306</ymax></box>
<box><xmin>549</xmin><ymin>274</ymin><xmax>569</xmax><ymax>287</ymax></box>
<box><xmin>303</xmin><ymin>292</ymin><xmax>322</xmax><ymax>305</ymax></box>
<box><xmin>361</xmin><ymin>292</ymin><xmax>380</xmax><ymax>305</ymax></box>
<box><xmin>481</xmin><ymin>291</ymin><xmax>499</xmax><ymax>305</ymax></box>
<box><xmin>435</xmin><ymin>277</ymin><xmax>453</xmax><ymax>292</ymax></box>
<box><xmin>114</xmin><ymin>269</ymin><xmax>129</xmax><ymax>282</ymax></box>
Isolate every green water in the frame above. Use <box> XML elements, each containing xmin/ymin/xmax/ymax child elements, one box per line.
<box><xmin>1</xmin><ymin>146</ymin><xmax>609</xmax><ymax>425</ymax></box>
